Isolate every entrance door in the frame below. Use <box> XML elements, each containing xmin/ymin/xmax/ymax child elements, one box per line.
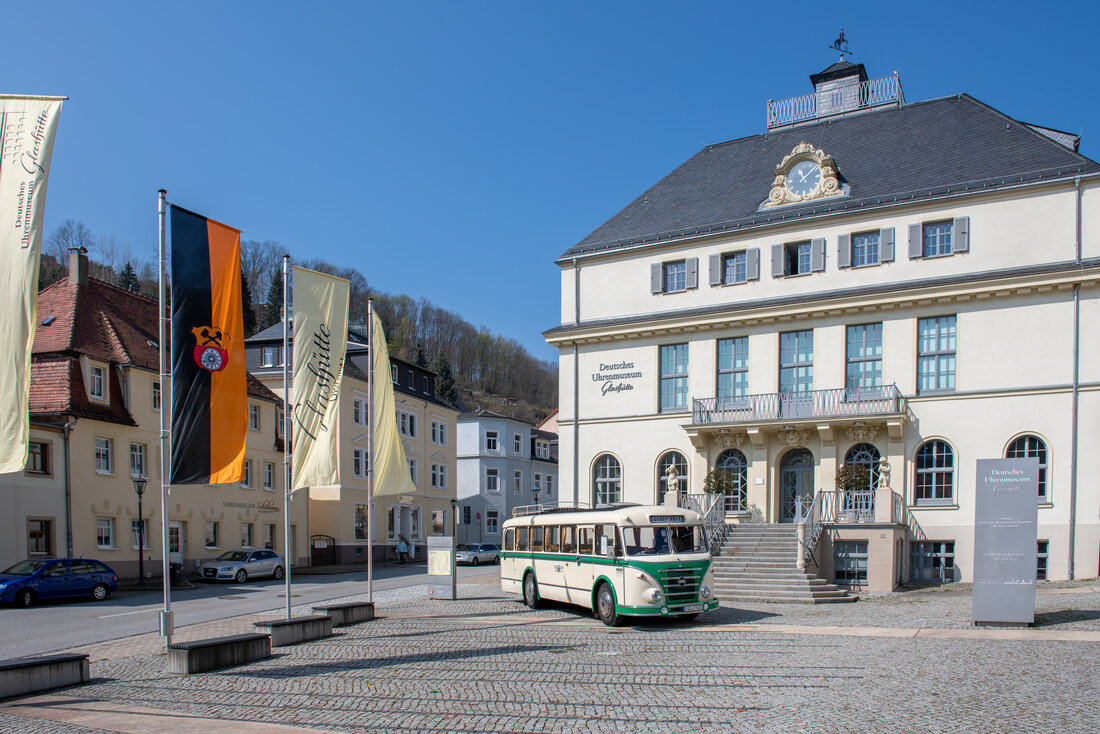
<box><xmin>780</xmin><ymin>449</ymin><xmax>815</xmax><ymax>522</ymax></box>
<box><xmin>168</xmin><ymin>521</ymin><xmax>185</xmax><ymax>565</ymax></box>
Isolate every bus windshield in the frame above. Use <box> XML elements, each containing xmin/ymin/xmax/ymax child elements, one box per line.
<box><xmin>621</xmin><ymin>525</ymin><xmax>707</xmax><ymax>556</ymax></box>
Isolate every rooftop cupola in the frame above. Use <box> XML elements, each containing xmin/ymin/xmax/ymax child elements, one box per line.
<box><xmin>809</xmin><ymin>59</ymin><xmax>869</xmax><ymax>116</ymax></box>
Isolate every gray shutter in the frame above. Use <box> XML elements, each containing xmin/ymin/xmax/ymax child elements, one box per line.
<box><xmin>837</xmin><ymin>234</ymin><xmax>851</xmax><ymax>268</ymax></box>
<box><xmin>747</xmin><ymin>248</ymin><xmax>760</xmax><ymax>281</ymax></box>
<box><xmin>771</xmin><ymin>244</ymin><xmax>785</xmax><ymax>277</ymax></box>
<box><xmin>708</xmin><ymin>253</ymin><xmax>722</xmax><ymax>286</ymax></box>
<box><xmin>908</xmin><ymin>223</ymin><xmax>923</xmax><ymax>259</ymax></box>
<box><xmin>650</xmin><ymin>263</ymin><xmax>662</xmax><ymax>293</ymax></box>
<box><xmin>686</xmin><ymin>257</ymin><xmax>699</xmax><ymax>289</ymax></box>
<box><xmin>811</xmin><ymin>238</ymin><xmax>826</xmax><ymax>272</ymax></box>
<box><xmin>953</xmin><ymin>217</ymin><xmax>970</xmax><ymax>253</ymax></box>
<box><xmin>880</xmin><ymin>228</ymin><xmax>895</xmax><ymax>262</ymax></box>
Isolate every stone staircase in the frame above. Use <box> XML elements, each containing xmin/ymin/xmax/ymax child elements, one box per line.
<box><xmin>711</xmin><ymin>524</ymin><xmax>858</xmax><ymax>604</ymax></box>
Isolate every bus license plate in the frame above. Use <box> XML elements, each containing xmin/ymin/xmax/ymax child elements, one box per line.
<box><xmin>682</xmin><ymin>604</ymin><xmax>704</xmax><ymax>613</ymax></box>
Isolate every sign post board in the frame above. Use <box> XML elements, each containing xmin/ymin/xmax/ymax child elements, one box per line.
<box><xmin>972</xmin><ymin>458</ymin><xmax>1039</xmax><ymax>626</ymax></box>
<box><xmin>427</xmin><ymin>535</ymin><xmax>457</xmax><ymax>600</ymax></box>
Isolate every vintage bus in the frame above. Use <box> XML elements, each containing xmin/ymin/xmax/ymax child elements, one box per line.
<box><xmin>500</xmin><ymin>504</ymin><xmax>719</xmax><ymax>625</ymax></box>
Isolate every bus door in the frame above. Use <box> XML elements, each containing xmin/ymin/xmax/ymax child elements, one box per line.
<box><xmin>594</xmin><ymin>523</ymin><xmax>624</xmax><ymax>601</ymax></box>
<box><xmin>558</xmin><ymin>525</ymin><xmax>583</xmax><ymax>603</ymax></box>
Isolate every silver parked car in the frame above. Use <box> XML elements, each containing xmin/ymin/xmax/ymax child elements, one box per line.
<box><xmin>455</xmin><ymin>543</ymin><xmax>500</xmax><ymax>566</ymax></box>
<box><xmin>200</xmin><ymin>549</ymin><xmax>284</xmax><ymax>583</ymax></box>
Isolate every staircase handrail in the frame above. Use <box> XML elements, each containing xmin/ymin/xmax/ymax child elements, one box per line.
<box><xmin>681</xmin><ymin>492</ymin><xmax>730</xmax><ymax>556</ymax></box>
<box><xmin>797</xmin><ymin>491</ymin><xmax>825</xmax><ymax>565</ymax></box>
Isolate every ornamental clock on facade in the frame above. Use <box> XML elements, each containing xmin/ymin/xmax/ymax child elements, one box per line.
<box><xmin>786</xmin><ymin>160</ymin><xmax>822</xmax><ymax>196</ymax></box>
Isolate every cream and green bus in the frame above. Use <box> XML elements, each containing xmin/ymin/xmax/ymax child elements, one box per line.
<box><xmin>500</xmin><ymin>504</ymin><xmax>719</xmax><ymax>626</ymax></box>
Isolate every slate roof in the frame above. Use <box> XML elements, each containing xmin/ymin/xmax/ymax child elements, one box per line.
<box><xmin>31</xmin><ymin>272</ymin><xmax>281</xmax><ymax>424</ymax></box>
<box><xmin>563</xmin><ymin>94</ymin><xmax>1100</xmax><ymax>258</ymax></box>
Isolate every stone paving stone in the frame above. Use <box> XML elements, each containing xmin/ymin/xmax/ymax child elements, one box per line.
<box><xmin>4</xmin><ymin>581</ymin><xmax>1099</xmax><ymax>733</ymax></box>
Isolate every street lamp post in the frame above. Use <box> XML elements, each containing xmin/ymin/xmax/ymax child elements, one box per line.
<box><xmin>532</xmin><ymin>486</ymin><xmax>541</xmax><ymax>508</ymax></box>
<box><xmin>450</xmin><ymin>498</ymin><xmax>457</xmax><ymax>539</ymax></box>
<box><xmin>132</xmin><ymin>476</ymin><xmax>147</xmax><ymax>585</ymax></box>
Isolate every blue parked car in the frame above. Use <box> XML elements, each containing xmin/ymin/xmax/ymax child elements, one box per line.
<box><xmin>0</xmin><ymin>558</ymin><xmax>118</xmax><ymax>607</ymax></box>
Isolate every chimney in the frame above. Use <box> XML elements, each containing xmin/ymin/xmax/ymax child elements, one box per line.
<box><xmin>68</xmin><ymin>248</ymin><xmax>88</xmax><ymax>285</ymax></box>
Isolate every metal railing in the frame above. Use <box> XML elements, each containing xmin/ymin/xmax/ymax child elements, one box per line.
<box><xmin>693</xmin><ymin>384</ymin><xmax>912</xmax><ymax>426</ymax></box>
<box><xmin>798</xmin><ymin>493</ymin><xmax>824</xmax><ymax>565</ymax></box>
<box><xmin>679</xmin><ymin>492</ymin><xmax>730</xmax><ymax>556</ymax></box>
<box><xmin>767</xmin><ymin>72</ymin><xmax>904</xmax><ymax>129</ymax></box>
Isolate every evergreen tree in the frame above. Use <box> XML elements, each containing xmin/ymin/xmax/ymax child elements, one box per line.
<box><xmin>413</xmin><ymin>343</ymin><xmax>428</xmax><ymax>367</ymax></box>
<box><xmin>116</xmin><ymin>262</ymin><xmax>140</xmax><ymax>292</ymax></box>
<box><xmin>430</xmin><ymin>353</ymin><xmax>457</xmax><ymax>405</ymax></box>
<box><xmin>241</xmin><ymin>269</ymin><xmax>257</xmax><ymax>336</ymax></box>
<box><xmin>261</xmin><ymin>266</ymin><xmax>284</xmax><ymax>331</ymax></box>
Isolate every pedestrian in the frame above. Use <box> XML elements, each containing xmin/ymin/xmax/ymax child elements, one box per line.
<box><xmin>396</xmin><ymin>537</ymin><xmax>408</xmax><ymax>565</ymax></box>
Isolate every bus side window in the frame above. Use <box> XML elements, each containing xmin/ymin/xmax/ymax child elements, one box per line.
<box><xmin>578</xmin><ymin>526</ymin><xmax>593</xmax><ymax>555</ymax></box>
<box><xmin>596</xmin><ymin>523</ymin><xmax>622</xmax><ymax>557</ymax></box>
<box><xmin>517</xmin><ymin>527</ymin><xmax>529</xmax><ymax>552</ymax></box>
<box><xmin>561</xmin><ymin>525</ymin><xmax>576</xmax><ymax>553</ymax></box>
<box><xmin>504</xmin><ymin>528</ymin><xmax>515</xmax><ymax>551</ymax></box>
<box><xmin>546</xmin><ymin>526</ymin><xmax>560</xmax><ymax>553</ymax></box>
<box><xmin>531</xmin><ymin>527</ymin><xmax>544</xmax><ymax>552</ymax></box>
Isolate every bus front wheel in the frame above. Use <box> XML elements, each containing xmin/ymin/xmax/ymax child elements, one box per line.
<box><xmin>523</xmin><ymin>572</ymin><xmax>542</xmax><ymax>609</ymax></box>
<box><xmin>595</xmin><ymin>582</ymin><xmax>621</xmax><ymax>627</ymax></box>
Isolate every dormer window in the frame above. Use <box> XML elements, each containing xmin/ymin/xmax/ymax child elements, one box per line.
<box><xmin>89</xmin><ymin>365</ymin><xmax>106</xmax><ymax>401</ymax></box>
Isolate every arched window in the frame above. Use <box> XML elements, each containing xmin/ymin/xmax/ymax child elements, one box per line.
<box><xmin>844</xmin><ymin>443</ymin><xmax>881</xmax><ymax>492</ymax></box>
<box><xmin>593</xmin><ymin>454</ymin><xmax>622</xmax><ymax>505</ymax></box>
<box><xmin>1006</xmin><ymin>435</ymin><xmax>1048</xmax><ymax>501</ymax></box>
<box><xmin>656</xmin><ymin>451</ymin><xmax>688</xmax><ymax>504</ymax></box>
<box><xmin>915</xmin><ymin>440</ymin><xmax>953</xmax><ymax>505</ymax></box>
<box><xmin>715</xmin><ymin>449</ymin><xmax>748</xmax><ymax>513</ymax></box>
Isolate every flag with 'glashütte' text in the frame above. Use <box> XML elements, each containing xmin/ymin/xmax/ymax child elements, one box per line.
<box><xmin>170</xmin><ymin>205</ymin><xmax>246</xmax><ymax>485</ymax></box>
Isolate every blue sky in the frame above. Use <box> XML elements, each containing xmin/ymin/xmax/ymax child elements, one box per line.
<box><xmin>7</xmin><ymin>1</ymin><xmax>1098</xmax><ymax>363</ymax></box>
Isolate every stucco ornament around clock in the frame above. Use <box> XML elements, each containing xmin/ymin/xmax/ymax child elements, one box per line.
<box><xmin>762</xmin><ymin>142</ymin><xmax>844</xmax><ymax>208</ymax></box>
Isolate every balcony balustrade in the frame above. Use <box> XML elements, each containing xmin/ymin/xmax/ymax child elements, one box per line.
<box><xmin>767</xmin><ymin>72</ymin><xmax>904</xmax><ymax>129</ymax></box>
<box><xmin>691</xmin><ymin>384</ymin><xmax>913</xmax><ymax>427</ymax></box>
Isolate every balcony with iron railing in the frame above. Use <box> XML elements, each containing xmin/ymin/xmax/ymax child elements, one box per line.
<box><xmin>691</xmin><ymin>384</ymin><xmax>914</xmax><ymax>428</ymax></box>
<box><xmin>767</xmin><ymin>72</ymin><xmax>904</xmax><ymax>129</ymax></box>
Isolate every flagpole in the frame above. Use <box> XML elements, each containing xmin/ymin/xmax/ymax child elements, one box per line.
<box><xmin>282</xmin><ymin>255</ymin><xmax>292</xmax><ymax>620</ymax></box>
<box><xmin>157</xmin><ymin>189</ymin><xmax>173</xmax><ymax>648</ymax></box>
<box><xmin>367</xmin><ymin>298</ymin><xmax>374</xmax><ymax>604</ymax></box>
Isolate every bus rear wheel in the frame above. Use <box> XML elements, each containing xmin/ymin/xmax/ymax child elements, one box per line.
<box><xmin>595</xmin><ymin>582</ymin><xmax>621</xmax><ymax>626</ymax></box>
<box><xmin>523</xmin><ymin>572</ymin><xmax>542</xmax><ymax>609</ymax></box>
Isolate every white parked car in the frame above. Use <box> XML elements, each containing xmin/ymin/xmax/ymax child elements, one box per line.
<box><xmin>200</xmin><ymin>549</ymin><xmax>284</xmax><ymax>583</ymax></box>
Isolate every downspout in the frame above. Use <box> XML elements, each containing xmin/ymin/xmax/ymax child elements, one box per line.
<box><xmin>572</xmin><ymin>257</ymin><xmax>580</xmax><ymax>505</ymax></box>
<box><xmin>63</xmin><ymin>418</ymin><xmax>77</xmax><ymax>557</ymax></box>
<box><xmin>1068</xmin><ymin>176</ymin><xmax>1082</xmax><ymax>579</ymax></box>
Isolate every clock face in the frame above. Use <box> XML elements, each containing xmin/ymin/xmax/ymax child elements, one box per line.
<box><xmin>786</xmin><ymin>160</ymin><xmax>822</xmax><ymax>196</ymax></box>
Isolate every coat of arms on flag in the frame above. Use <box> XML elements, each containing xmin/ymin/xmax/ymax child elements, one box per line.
<box><xmin>191</xmin><ymin>325</ymin><xmax>229</xmax><ymax>372</ymax></box>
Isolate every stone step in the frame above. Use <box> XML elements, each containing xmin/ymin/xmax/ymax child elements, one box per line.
<box><xmin>715</xmin><ymin>586</ymin><xmax>854</xmax><ymax>600</ymax></box>
<box><xmin>719</xmin><ymin>593</ymin><xmax>859</xmax><ymax>605</ymax></box>
<box><xmin>715</xmin><ymin>582</ymin><xmax>830</xmax><ymax>593</ymax></box>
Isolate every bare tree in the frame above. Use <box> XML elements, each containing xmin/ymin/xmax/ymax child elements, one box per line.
<box><xmin>45</xmin><ymin>219</ymin><xmax>95</xmax><ymax>263</ymax></box>
<box><xmin>241</xmin><ymin>240</ymin><xmax>284</xmax><ymax>303</ymax></box>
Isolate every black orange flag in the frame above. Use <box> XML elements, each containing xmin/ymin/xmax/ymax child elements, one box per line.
<box><xmin>169</xmin><ymin>205</ymin><xmax>246</xmax><ymax>485</ymax></box>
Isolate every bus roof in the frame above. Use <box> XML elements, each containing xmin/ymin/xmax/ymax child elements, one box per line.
<box><xmin>503</xmin><ymin>504</ymin><xmax>703</xmax><ymax>528</ymax></box>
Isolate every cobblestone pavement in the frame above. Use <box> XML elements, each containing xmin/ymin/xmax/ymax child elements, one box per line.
<box><xmin>2</xmin><ymin>581</ymin><xmax>1099</xmax><ymax>733</ymax></box>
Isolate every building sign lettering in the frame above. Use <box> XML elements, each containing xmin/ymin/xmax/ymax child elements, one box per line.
<box><xmin>592</xmin><ymin>361</ymin><xmax>643</xmax><ymax>396</ymax></box>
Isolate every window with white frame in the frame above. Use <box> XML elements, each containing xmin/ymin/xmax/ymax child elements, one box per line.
<box><xmin>779</xmin><ymin>330</ymin><xmax>813</xmax><ymax>395</ymax></box>
<box><xmin>408</xmin><ymin>458</ymin><xmax>417</xmax><ymax>483</ymax></box>
<box><xmin>131</xmin><ymin>519</ymin><xmax>149</xmax><ymax>549</ymax></box>
<box><xmin>717</xmin><ymin>337</ymin><xmax>748</xmax><ymax>401</ymax></box>
<box><xmin>659</xmin><ymin>343</ymin><xmax>689</xmax><ymax>412</ymax></box>
<box><xmin>485</xmin><ymin>509</ymin><xmax>499</xmax><ymax>535</ymax></box>
<box><xmin>851</xmin><ymin>231</ymin><xmax>880</xmax><ymax>267</ymax></box>
<box><xmin>834</xmin><ymin>540</ymin><xmax>868</xmax><ymax>585</ymax></box>
<box><xmin>353</xmin><ymin>398</ymin><xmax>366</xmax><ymax>426</ymax></box>
<box><xmin>152</xmin><ymin>381</ymin><xmax>161</xmax><ymax>412</ymax></box>
<box><xmin>205</xmin><ymin>521</ymin><xmax>219</xmax><ymax>548</ymax></box>
<box><xmin>915</xmin><ymin>440</ymin><xmax>954</xmax><ymax>505</ymax></box>
<box><xmin>593</xmin><ymin>454</ymin><xmax>621</xmax><ymax>504</ymax></box>
<box><xmin>784</xmin><ymin>241</ymin><xmax>813</xmax><ymax>276</ymax></box>
<box><xmin>431</xmin><ymin>420</ymin><xmax>447</xmax><ymax>445</ymax></box>
<box><xmin>260</xmin><ymin>346</ymin><xmax>282</xmax><ymax>367</ymax></box>
<box><xmin>89</xmin><ymin>364</ymin><xmax>106</xmax><ymax>400</ymax></box>
<box><xmin>535</xmin><ymin>440</ymin><xmax>549</xmax><ymax>459</ymax></box>
<box><xmin>431</xmin><ymin>463</ymin><xmax>447</xmax><ymax>489</ymax></box>
<box><xmin>129</xmin><ymin>443</ymin><xmax>146</xmax><ymax>478</ymax></box>
<box><xmin>95</xmin><ymin>438</ymin><xmax>112</xmax><ymax>473</ymax></box>
<box><xmin>663</xmin><ymin>260</ymin><xmax>687</xmax><ymax>292</ymax></box>
<box><xmin>486</xmin><ymin>431</ymin><xmax>499</xmax><ymax>451</ymax></box>
<box><xmin>263</xmin><ymin>462</ymin><xmax>275</xmax><ymax>490</ymax></box>
<box><xmin>1006</xmin><ymin>434</ymin><xmax>1048</xmax><ymax>501</ymax></box>
<box><xmin>398</xmin><ymin>410</ymin><xmax>416</xmax><ymax>437</ymax></box>
<box><xmin>241</xmin><ymin>522</ymin><xmax>254</xmax><ymax>548</ymax></box>
<box><xmin>514</xmin><ymin>434</ymin><xmax>522</xmax><ymax>454</ymax></box>
<box><xmin>486</xmin><ymin>468</ymin><xmax>499</xmax><ymax>492</ymax></box>
<box><xmin>910</xmin><ymin>540</ymin><xmax>956</xmax><ymax>583</ymax></box>
<box><xmin>534</xmin><ymin>473</ymin><xmax>542</xmax><ymax>491</ymax></box>
<box><xmin>546</xmin><ymin>475</ymin><xmax>553</xmax><ymax>496</ymax></box>
<box><xmin>923</xmin><ymin>221</ymin><xmax>953</xmax><ymax>257</ymax></box>
<box><xmin>917</xmin><ymin>316</ymin><xmax>956</xmax><ymax>393</ymax></box>
<box><xmin>353</xmin><ymin>449</ymin><xmax>367</xmax><ymax>478</ymax></box>
<box><xmin>716</xmin><ymin>449</ymin><xmax>748</xmax><ymax>512</ymax></box>
<box><xmin>97</xmin><ymin>518</ymin><xmax>114</xmax><ymax>548</ymax></box>
<box><xmin>1037</xmin><ymin>540</ymin><xmax>1049</xmax><ymax>581</ymax></box>
<box><xmin>276</xmin><ymin>409</ymin><xmax>284</xmax><ymax>438</ymax></box>
<box><xmin>241</xmin><ymin>459</ymin><xmax>253</xmax><ymax>488</ymax></box>
<box><xmin>354</xmin><ymin>503</ymin><xmax>369</xmax><ymax>541</ymax></box>
<box><xmin>391</xmin><ymin>365</ymin><xmax>398</xmax><ymax>383</ymax></box>
<box><xmin>514</xmin><ymin>470</ymin><xmax>523</xmax><ymax>495</ymax></box>
<box><xmin>249</xmin><ymin>404</ymin><xmax>260</xmax><ymax>431</ymax></box>
<box><xmin>846</xmin><ymin>323</ymin><xmax>883</xmax><ymax>394</ymax></box>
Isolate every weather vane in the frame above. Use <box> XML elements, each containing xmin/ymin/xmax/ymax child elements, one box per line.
<box><xmin>828</xmin><ymin>28</ymin><xmax>852</xmax><ymax>59</ymax></box>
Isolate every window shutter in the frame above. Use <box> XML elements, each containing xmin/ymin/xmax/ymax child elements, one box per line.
<box><xmin>837</xmin><ymin>234</ymin><xmax>851</xmax><ymax>268</ymax></box>
<box><xmin>953</xmin><ymin>217</ymin><xmax>970</xmax><ymax>253</ymax></box>
<box><xmin>908</xmin><ymin>223</ymin><xmax>923</xmax><ymax>259</ymax></box>
<box><xmin>880</xmin><ymin>228</ymin><xmax>895</xmax><ymax>262</ymax></box>
<box><xmin>771</xmin><ymin>244</ymin><xmax>785</xmax><ymax>277</ymax></box>
<box><xmin>811</xmin><ymin>238</ymin><xmax>826</xmax><ymax>272</ymax></box>
<box><xmin>747</xmin><ymin>248</ymin><xmax>760</xmax><ymax>281</ymax></box>
<box><xmin>708</xmin><ymin>254</ymin><xmax>722</xmax><ymax>286</ymax></box>
<box><xmin>650</xmin><ymin>263</ymin><xmax>662</xmax><ymax>293</ymax></box>
<box><xmin>686</xmin><ymin>257</ymin><xmax>698</xmax><ymax>289</ymax></box>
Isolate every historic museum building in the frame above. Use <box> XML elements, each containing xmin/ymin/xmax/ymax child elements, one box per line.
<box><xmin>544</xmin><ymin>60</ymin><xmax>1100</xmax><ymax>588</ymax></box>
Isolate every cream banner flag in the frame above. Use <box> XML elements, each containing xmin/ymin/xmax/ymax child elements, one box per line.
<box><xmin>0</xmin><ymin>96</ymin><xmax>63</xmax><ymax>473</ymax></box>
<box><xmin>292</xmin><ymin>266</ymin><xmax>349</xmax><ymax>489</ymax></box>
<box><xmin>372</xmin><ymin>311</ymin><xmax>417</xmax><ymax>497</ymax></box>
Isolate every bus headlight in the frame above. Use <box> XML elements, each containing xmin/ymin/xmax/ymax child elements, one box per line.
<box><xmin>700</xmin><ymin>585</ymin><xmax>712</xmax><ymax>599</ymax></box>
<box><xmin>648</xmin><ymin>588</ymin><xmax>664</xmax><ymax>603</ymax></box>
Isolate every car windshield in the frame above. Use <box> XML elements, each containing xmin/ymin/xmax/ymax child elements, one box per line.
<box><xmin>622</xmin><ymin>525</ymin><xmax>707</xmax><ymax>556</ymax></box>
<box><xmin>216</xmin><ymin>551</ymin><xmax>250</xmax><ymax>561</ymax></box>
<box><xmin>456</xmin><ymin>545</ymin><xmax>475</xmax><ymax>551</ymax></box>
<box><xmin>2</xmin><ymin>560</ymin><xmax>47</xmax><ymax>575</ymax></box>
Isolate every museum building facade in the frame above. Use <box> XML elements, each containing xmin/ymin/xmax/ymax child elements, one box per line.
<box><xmin>544</xmin><ymin>61</ymin><xmax>1100</xmax><ymax>589</ymax></box>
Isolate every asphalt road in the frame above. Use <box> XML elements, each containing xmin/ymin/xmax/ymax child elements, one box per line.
<box><xmin>0</xmin><ymin>564</ymin><xmax>499</xmax><ymax>660</ymax></box>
